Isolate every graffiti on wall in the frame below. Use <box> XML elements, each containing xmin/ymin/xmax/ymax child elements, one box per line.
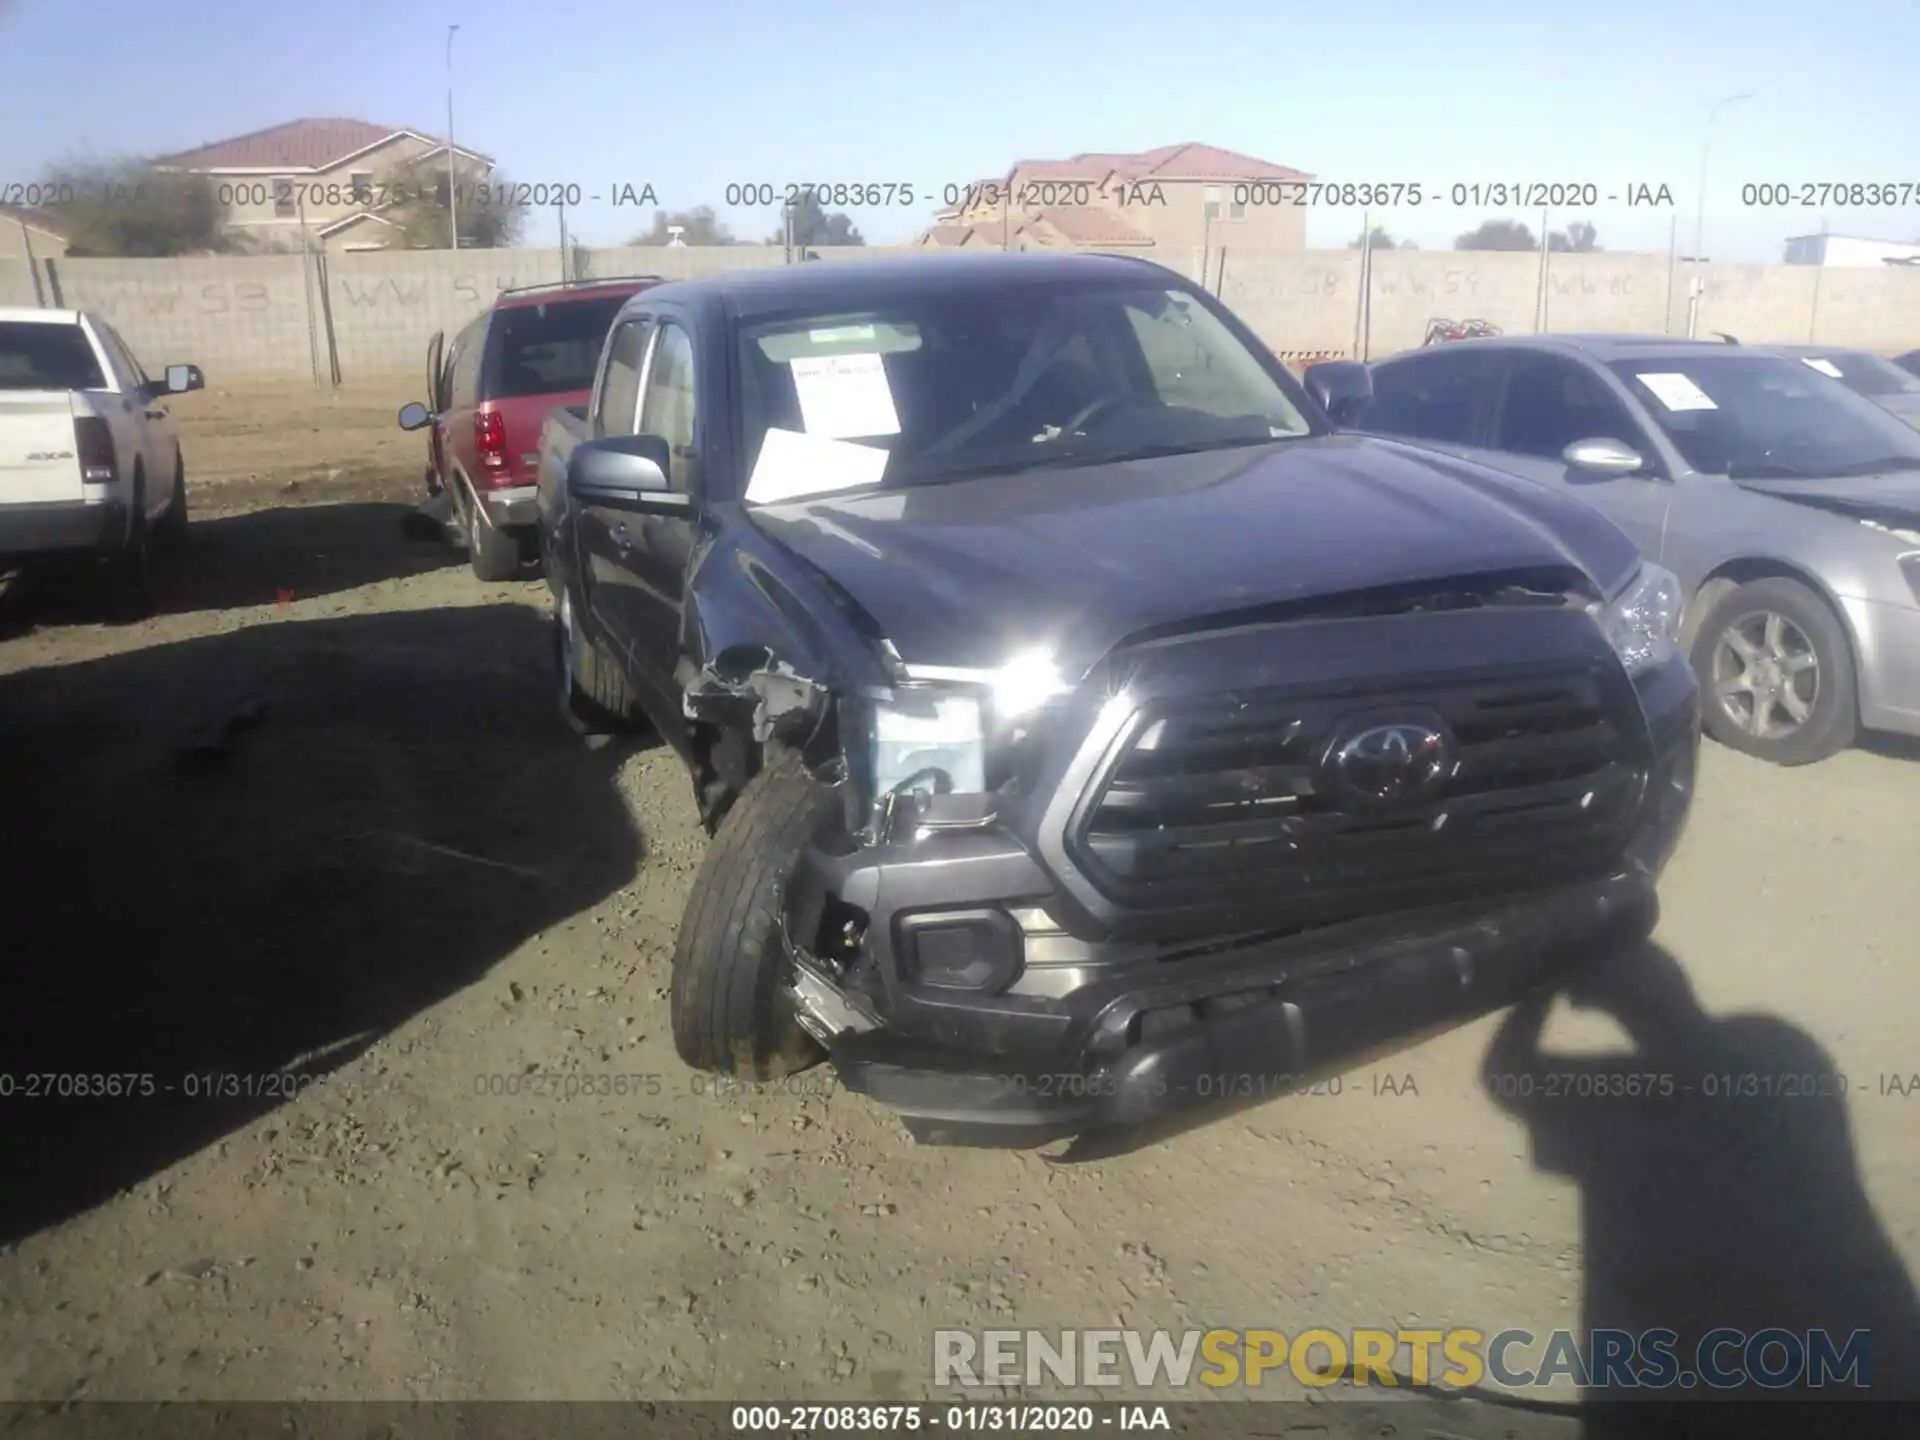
<box><xmin>70</xmin><ymin>281</ymin><xmax>273</xmax><ymax>318</ymax></box>
<box><xmin>332</xmin><ymin>274</ymin><xmax>544</xmax><ymax>309</ymax></box>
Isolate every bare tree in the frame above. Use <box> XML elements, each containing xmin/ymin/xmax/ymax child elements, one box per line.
<box><xmin>40</xmin><ymin>157</ymin><xmax>228</xmax><ymax>257</ymax></box>
<box><xmin>1454</xmin><ymin>218</ymin><xmax>1538</xmax><ymax>251</ymax></box>
<box><xmin>631</xmin><ymin>207</ymin><xmax>736</xmax><ymax>246</ymax></box>
<box><xmin>382</xmin><ymin>156</ymin><xmax>528</xmax><ymax>249</ymax></box>
<box><xmin>765</xmin><ymin>191</ymin><xmax>864</xmax><ymax>247</ymax></box>
<box><xmin>1549</xmin><ymin>219</ymin><xmax>1601</xmax><ymax>253</ymax></box>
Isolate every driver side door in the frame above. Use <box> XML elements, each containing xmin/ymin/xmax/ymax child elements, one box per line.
<box><xmin>1467</xmin><ymin>352</ymin><xmax>1674</xmax><ymax>564</ymax></box>
<box><xmin>577</xmin><ymin>314</ymin><xmax>656</xmax><ymax>671</ymax></box>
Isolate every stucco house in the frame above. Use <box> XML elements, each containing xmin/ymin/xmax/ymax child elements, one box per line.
<box><xmin>916</xmin><ymin>143</ymin><xmax>1313</xmax><ymax>254</ymax></box>
<box><xmin>152</xmin><ymin>118</ymin><xmax>495</xmax><ymax>251</ymax></box>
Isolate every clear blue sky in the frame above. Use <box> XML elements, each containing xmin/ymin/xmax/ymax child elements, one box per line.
<box><xmin>2</xmin><ymin>0</ymin><xmax>1915</xmax><ymax>261</ymax></box>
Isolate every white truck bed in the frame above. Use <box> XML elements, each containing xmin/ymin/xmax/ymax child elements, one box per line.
<box><xmin>0</xmin><ymin>390</ymin><xmax>86</xmax><ymax>504</ymax></box>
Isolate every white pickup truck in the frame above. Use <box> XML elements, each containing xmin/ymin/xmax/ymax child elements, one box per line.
<box><xmin>0</xmin><ymin>306</ymin><xmax>203</xmax><ymax>606</ymax></box>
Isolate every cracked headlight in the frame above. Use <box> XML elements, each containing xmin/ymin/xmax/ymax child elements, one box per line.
<box><xmin>872</xmin><ymin>691</ymin><xmax>985</xmax><ymax>799</ymax></box>
<box><xmin>870</xmin><ymin>649</ymin><xmax>1076</xmax><ymax>802</ymax></box>
<box><xmin>1599</xmin><ymin>562</ymin><xmax>1685</xmax><ymax>677</ymax></box>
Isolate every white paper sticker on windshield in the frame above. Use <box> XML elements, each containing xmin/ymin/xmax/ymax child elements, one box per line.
<box><xmin>789</xmin><ymin>351</ymin><xmax>902</xmax><ymax>439</ymax></box>
<box><xmin>1635</xmin><ymin>372</ymin><xmax>1719</xmax><ymax>412</ymax></box>
<box><xmin>1802</xmin><ymin>357</ymin><xmax>1845</xmax><ymax>379</ymax></box>
<box><xmin>744</xmin><ymin>427</ymin><xmax>888</xmax><ymax>506</ymax></box>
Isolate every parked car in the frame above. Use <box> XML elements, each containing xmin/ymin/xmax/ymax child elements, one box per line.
<box><xmin>1314</xmin><ymin>333</ymin><xmax>1920</xmax><ymax>765</ymax></box>
<box><xmin>537</xmin><ymin>253</ymin><xmax>1698</xmax><ymax>1146</ymax></box>
<box><xmin>1764</xmin><ymin>345</ymin><xmax>1920</xmax><ymax>427</ymax></box>
<box><xmin>396</xmin><ymin>276</ymin><xmax>662</xmax><ymax>581</ymax></box>
<box><xmin>0</xmin><ymin>307</ymin><xmax>203</xmax><ymax>610</ymax></box>
<box><xmin>1893</xmin><ymin>350</ymin><xmax>1920</xmax><ymax>381</ymax></box>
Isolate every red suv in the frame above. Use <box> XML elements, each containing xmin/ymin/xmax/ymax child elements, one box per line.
<box><xmin>398</xmin><ymin>276</ymin><xmax>661</xmax><ymax>580</ymax></box>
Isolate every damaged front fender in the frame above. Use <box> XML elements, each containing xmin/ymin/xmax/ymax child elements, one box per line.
<box><xmin>681</xmin><ymin>646</ymin><xmax>827</xmax><ymax>748</ymax></box>
<box><xmin>673</xmin><ymin>518</ymin><xmax>897</xmax><ymax>833</ymax></box>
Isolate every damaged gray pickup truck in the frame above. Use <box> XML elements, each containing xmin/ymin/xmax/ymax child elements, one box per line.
<box><xmin>535</xmin><ymin>252</ymin><xmax>1700</xmax><ymax>1146</ymax></box>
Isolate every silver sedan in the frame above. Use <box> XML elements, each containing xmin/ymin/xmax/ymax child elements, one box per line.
<box><xmin>1309</xmin><ymin>334</ymin><xmax>1920</xmax><ymax>765</ymax></box>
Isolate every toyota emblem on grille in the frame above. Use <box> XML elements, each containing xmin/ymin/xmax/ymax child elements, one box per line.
<box><xmin>1327</xmin><ymin>718</ymin><xmax>1452</xmax><ymax>805</ymax></box>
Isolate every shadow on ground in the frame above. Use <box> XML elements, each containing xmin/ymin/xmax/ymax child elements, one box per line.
<box><xmin>0</xmin><ymin>500</ymin><xmax>462</xmax><ymax>636</ymax></box>
<box><xmin>1485</xmin><ymin>941</ymin><xmax>1920</xmax><ymax>1422</ymax></box>
<box><xmin>0</xmin><ymin>604</ymin><xmax>640</xmax><ymax>1247</ymax></box>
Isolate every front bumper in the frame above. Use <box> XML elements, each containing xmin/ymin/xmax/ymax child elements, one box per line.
<box><xmin>790</xmin><ymin>652</ymin><xmax>1699</xmax><ymax>1147</ymax></box>
<box><xmin>833</xmin><ymin>871</ymin><xmax>1659</xmax><ymax>1145</ymax></box>
<box><xmin>0</xmin><ymin>499</ymin><xmax>128</xmax><ymax>561</ymax></box>
<box><xmin>1840</xmin><ymin>593</ymin><xmax>1920</xmax><ymax>738</ymax></box>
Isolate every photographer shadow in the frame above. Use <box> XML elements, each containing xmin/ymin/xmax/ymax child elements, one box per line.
<box><xmin>1484</xmin><ymin>941</ymin><xmax>1920</xmax><ymax>1418</ymax></box>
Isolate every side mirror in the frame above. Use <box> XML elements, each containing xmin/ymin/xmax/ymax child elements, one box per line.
<box><xmin>164</xmin><ymin>363</ymin><xmax>204</xmax><ymax>395</ymax></box>
<box><xmin>396</xmin><ymin>401</ymin><xmax>433</xmax><ymax>431</ymax></box>
<box><xmin>1303</xmin><ymin>360</ymin><xmax>1373</xmax><ymax>428</ymax></box>
<box><xmin>567</xmin><ymin>434</ymin><xmax>687</xmax><ymax>513</ymax></box>
<box><xmin>1562</xmin><ymin>437</ymin><xmax>1647</xmax><ymax>477</ymax></box>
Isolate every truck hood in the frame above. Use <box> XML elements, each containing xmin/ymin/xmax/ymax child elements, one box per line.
<box><xmin>747</xmin><ymin>434</ymin><xmax>1640</xmax><ymax>672</ymax></box>
<box><xmin>1733</xmin><ymin>470</ymin><xmax>1920</xmax><ymax>527</ymax></box>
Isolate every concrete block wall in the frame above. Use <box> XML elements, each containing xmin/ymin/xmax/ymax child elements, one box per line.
<box><xmin>14</xmin><ymin>245</ymin><xmax>1920</xmax><ymax>382</ymax></box>
<box><xmin>44</xmin><ymin>255</ymin><xmax>317</xmax><ymax>379</ymax></box>
<box><xmin>0</xmin><ymin>259</ymin><xmax>43</xmax><ymax>308</ymax></box>
<box><xmin>321</xmin><ymin>248</ymin><xmax>565</xmax><ymax>377</ymax></box>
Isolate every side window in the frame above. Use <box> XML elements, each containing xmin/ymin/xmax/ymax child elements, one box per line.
<box><xmin>1494</xmin><ymin>355</ymin><xmax>1641</xmax><ymax>459</ymax></box>
<box><xmin>116</xmin><ymin>329</ymin><xmax>152</xmax><ymax>387</ymax></box>
<box><xmin>594</xmin><ymin>319</ymin><xmax>653</xmax><ymax>438</ymax></box>
<box><xmin>91</xmin><ymin>325</ymin><xmax>143</xmax><ymax>390</ymax></box>
<box><xmin>450</xmin><ymin>320</ymin><xmax>485</xmax><ymax>403</ymax></box>
<box><xmin>1361</xmin><ymin>352</ymin><xmax>1505</xmax><ymax>445</ymax></box>
<box><xmin>637</xmin><ymin>322</ymin><xmax>697</xmax><ymax>491</ymax></box>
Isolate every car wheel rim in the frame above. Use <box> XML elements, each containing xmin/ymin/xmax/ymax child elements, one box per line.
<box><xmin>1711</xmin><ymin>609</ymin><xmax>1819</xmax><ymax>741</ymax></box>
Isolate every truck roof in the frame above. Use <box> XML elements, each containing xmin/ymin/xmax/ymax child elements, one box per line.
<box><xmin>638</xmin><ymin>251</ymin><xmax>1175</xmax><ymax>322</ymax></box>
<box><xmin>1387</xmin><ymin>333</ymin><xmax>1768</xmax><ymax>365</ymax></box>
<box><xmin>490</xmin><ymin>277</ymin><xmax>662</xmax><ymax>311</ymax></box>
<box><xmin>0</xmin><ymin>307</ymin><xmax>85</xmax><ymax>325</ymax></box>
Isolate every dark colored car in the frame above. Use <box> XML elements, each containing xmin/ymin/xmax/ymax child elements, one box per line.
<box><xmin>1766</xmin><ymin>345</ymin><xmax>1920</xmax><ymax>428</ymax></box>
<box><xmin>537</xmin><ymin>253</ymin><xmax>1699</xmax><ymax>1147</ymax></box>
<box><xmin>1894</xmin><ymin>351</ymin><xmax>1920</xmax><ymax>381</ymax></box>
<box><xmin>397</xmin><ymin>276</ymin><xmax>661</xmax><ymax>580</ymax></box>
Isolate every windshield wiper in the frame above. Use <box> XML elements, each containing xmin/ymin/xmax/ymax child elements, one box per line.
<box><xmin>1728</xmin><ymin>462</ymin><xmax>1822</xmax><ymax>480</ymax></box>
<box><xmin>905</xmin><ymin>434</ymin><xmax>1296</xmax><ymax>487</ymax></box>
<box><xmin>1048</xmin><ymin>434</ymin><xmax>1302</xmax><ymax>469</ymax></box>
<box><xmin>1827</xmin><ymin>456</ymin><xmax>1920</xmax><ymax>477</ymax></box>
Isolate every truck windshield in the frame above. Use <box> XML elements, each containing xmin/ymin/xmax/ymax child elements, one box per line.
<box><xmin>735</xmin><ymin>282</ymin><xmax>1315</xmax><ymax>490</ymax></box>
<box><xmin>1608</xmin><ymin>355</ymin><xmax>1920</xmax><ymax>479</ymax></box>
<box><xmin>0</xmin><ymin>322</ymin><xmax>106</xmax><ymax>391</ymax></box>
<box><xmin>487</xmin><ymin>296</ymin><xmax>628</xmax><ymax>399</ymax></box>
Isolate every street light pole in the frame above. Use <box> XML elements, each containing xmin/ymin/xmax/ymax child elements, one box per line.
<box><xmin>445</xmin><ymin>24</ymin><xmax>461</xmax><ymax>251</ymax></box>
<box><xmin>1692</xmin><ymin>91</ymin><xmax>1754</xmax><ymax>267</ymax></box>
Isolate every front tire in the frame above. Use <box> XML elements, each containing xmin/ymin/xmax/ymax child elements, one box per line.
<box><xmin>104</xmin><ymin>472</ymin><xmax>154</xmax><ymax>620</ymax></box>
<box><xmin>155</xmin><ymin>451</ymin><xmax>188</xmax><ymax>548</ymax></box>
<box><xmin>670</xmin><ymin>756</ymin><xmax>839</xmax><ymax>1080</ymax></box>
<box><xmin>1692</xmin><ymin>576</ymin><xmax>1856</xmax><ymax>766</ymax></box>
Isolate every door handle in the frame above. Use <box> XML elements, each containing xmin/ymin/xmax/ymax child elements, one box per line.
<box><xmin>144</xmin><ymin>410</ymin><xmax>166</xmax><ymax>420</ymax></box>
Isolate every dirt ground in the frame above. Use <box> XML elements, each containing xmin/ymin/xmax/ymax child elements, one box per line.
<box><xmin>2</xmin><ymin>379</ymin><xmax>1919</xmax><ymax>1423</ymax></box>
